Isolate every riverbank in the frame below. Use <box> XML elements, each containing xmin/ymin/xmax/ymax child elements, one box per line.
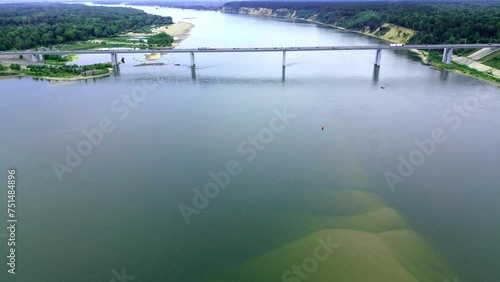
<box><xmin>124</xmin><ymin>21</ymin><xmax>194</xmax><ymax>38</ymax></box>
<box><xmin>222</xmin><ymin>8</ymin><xmax>499</xmax><ymax>86</ymax></box>
<box><xmin>312</xmin><ymin>22</ymin><xmax>498</xmax><ymax>85</ymax></box>
<box><xmin>0</xmin><ymin>70</ymin><xmax>112</xmax><ymax>82</ymax></box>
<box><xmin>43</xmin><ymin>54</ymin><xmax>79</xmax><ymax>65</ymax></box>
<box><xmin>34</xmin><ymin>70</ymin><xmax>113</xmax><ymax>82</ymax></box>
<box><xmin>0</xmin><ymin>20</ymin><xmax>195</xmax><ymax>76</ymax></box>
<box><xmin>0</xmin><ymin>21</ymin><xmax>194</xmax><ymax>79</ymax></box>
<box><xmin>126</xmin><ymin>21</ymin><xmax>194</xmax><ymax>61</ymax></box>
<box><xmin>0</xmin><ymin>64</ymin><xmax>114</xmax><ymax>82</ymax></box>
<box><xmin>319</xmin><ymin>20</ymin><xmax>498</xmax><ymax>86</ymax></box>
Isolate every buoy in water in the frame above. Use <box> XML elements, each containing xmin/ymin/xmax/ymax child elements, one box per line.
<box><xmin>321</xmin><ymin>126</ymin><xmax>324</xmax><ymax>131</ymax></box>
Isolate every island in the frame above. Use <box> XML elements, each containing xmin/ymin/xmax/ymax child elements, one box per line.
<box><xmin>0</xmin><ymin>3</ymin><xmax>192</xmax><ymax>81</ymax></box>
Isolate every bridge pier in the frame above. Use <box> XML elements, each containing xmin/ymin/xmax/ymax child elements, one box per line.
<box><xmin>374</xmin><ymin>49</ymin><xmax>382</xmax><ymax>67</ymax></box>
<box><xmin>112</xmin><ymin>64</ymin><xmax>121</xmax><ymax>76</ymax></box>
<box><xmin>191</xmin><ymin>66</ymin><xmax>196</xmax><ymax>80</ymax></box>
<box><xmin>37</xmin><ymin>54</ymin><xmax>43</xmax><ymax>61</ymax></box>
<box><xmin>190</xmin><ymin>52</ymin><xmax>195</xmax><ymax>67</ymax></box>
<box><xmin>31</xmin><ymin>54</ymin><xmax>38</xmax><ymax>63</ymax></box>
<box><xmin>110</xmin><ymin>53</ymin><xmax>119</xmax><ymax>65</ymax></box>
<box><xmin>372</xmin><ymin>65</ymin><xmax>380</xmax><ymax>83</ymax></box>
<box><xmin>442</xmin><ymin>48</ymin><xmax>453</xmax><ymax>64</ymax></box>
<box><xmin>282</xmin><ymin>51</ymin><xmax>287</xmax><ymax>67</ymax></box>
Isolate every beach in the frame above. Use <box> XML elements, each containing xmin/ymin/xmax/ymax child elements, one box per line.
<box><xmin>124</xmin><ymin>21</ymin><xmax>194</xmax><ymax>38</ymax></box>
<box><xmin>125</xmin><ymin>21</ymin><xmax>195</xmax><ymax>61</ymax></box>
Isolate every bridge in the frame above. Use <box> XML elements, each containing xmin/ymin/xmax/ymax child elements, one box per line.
<box><xmin>2</xmin><ymin>43</ymin><xmax>498</xmax><ymax>68</ymax></box>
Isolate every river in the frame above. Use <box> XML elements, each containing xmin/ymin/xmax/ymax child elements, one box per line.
<box><xmin>0</xmin><ymin>4</ymin><xmax>499</xmax><ymax>282</ymax></box>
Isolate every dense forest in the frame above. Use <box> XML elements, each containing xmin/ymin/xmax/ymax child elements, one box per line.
<box><xmin>222</xmin><ymin>1</ymin><xmax>500</xmax><ymax>44</ymax></box>
<box><xmin>0</xmin><ymin>3</ymin><xmax>173</xmax><ymax>51</ymax></box>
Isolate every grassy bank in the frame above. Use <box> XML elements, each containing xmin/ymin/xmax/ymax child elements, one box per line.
<box><xmin>224</xmin><ymin>7</ymin><xmax>499</xmax><ymax>86</ymax></box>
<box><xmin>480</xmin><ymin>50</ymin><xmax>500</xmax><ymax>69</ymax></box>
<box><xmin>58</xmin><ymin>42</ymin><xmax>146</xmax><ymax>51</ymax></box>
<box><xmin>422</xmin><ymin>51</ymin><xmax>500</xmax><ymax>85</ymax></box>
<box><xmin>0</xmin><ymin>62</ymin><xmax>113</xmax><ymax>81</ymax></box>
<box><xmin>43</xmin><ymin>54</ymin><xmax>79</xmax><ymax>65</ymax></box>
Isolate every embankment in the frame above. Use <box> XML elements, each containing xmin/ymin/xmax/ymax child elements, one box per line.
<box><xmin>220</xmin><ymin>6</ymin><xmax>499</xmax><ymax>86</ymax></box>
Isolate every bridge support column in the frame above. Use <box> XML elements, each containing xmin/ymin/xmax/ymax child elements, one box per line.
<box><xmin>442</xmin><ymin>48</ymin><xmax>453</xmax><ymax>64</ymax></box>
<box><xmin>190</xmin><ymin>52</ymin><xmax>195</xmax><ymax>67</ymax></box>
<box><xmin>112</xmin><ymin>64</ymin><xmax>121</xmax><ymax>76</ymax></box>
<box><xmin>32</xmin><ymin>54</ymin><xmax>38</xmax><ymax>63</ymax></box>
<box><xmin>191</xmin><ymin>66</ymin><xmax>196</xmax><ymax>80</ymax></box>
<box><xmin>111</xmin><ymin>53</ymin><xmax>118</xmax><ymax>65</ymax></box>
<box><xmin>37</xmin><ymin>54</ymin><xmax>43</xmax><ymax>61</ymax></box>
<box><xmin>282</xmin><ymin>51</ymin><xmax>286</xmax><ymax>67</ymax></box>
<box><xmin>374</xmin><ymin>49</ymin><xmax>382</xmax><ymax>67</ymax></box>
<box><xmin>442</xmin><ymin>48</ymin><xmax>448</xmax><ymax>63</ymax></box>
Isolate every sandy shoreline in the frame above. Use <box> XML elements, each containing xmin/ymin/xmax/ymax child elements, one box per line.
<box><xmin>125</xmin><ymin>21</ymin><xmax>194</xmax><ymax>61</ymax></box>
<box><xmin>124</xmin><ymin>21</ymin><xmax>194</xmax><ymax>38</ymax></box>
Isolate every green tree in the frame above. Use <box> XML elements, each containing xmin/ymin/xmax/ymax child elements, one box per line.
<box><xmin>9</xmin><ymin>63</ymin><xmax>21</xmax><ymax>71</ymax></box>
<box><xmin>147</xmin><ymin>32</ymin><xmax>174</xmax><ymax>47</ymax></box>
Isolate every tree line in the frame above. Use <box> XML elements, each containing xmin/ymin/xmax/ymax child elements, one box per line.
<box><xmin>0</xmin><ymin>3</ymin><xmax>174</xmax><ymax>51</ymax></box>
<box><xmin>147</xmin><ymin>32</ymin><xmax>175</xmax><ymax>47</ymax></box>
<box><xmin>222</xmin><ymin>1</ymin><xmax>500</xmax><ymax>44</ymax></box>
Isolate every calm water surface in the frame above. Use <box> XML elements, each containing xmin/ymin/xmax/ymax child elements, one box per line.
<box><xmin>0</xmin><ymin>5</ymin><xmax>499</xmax><ymax>282</ymax></box>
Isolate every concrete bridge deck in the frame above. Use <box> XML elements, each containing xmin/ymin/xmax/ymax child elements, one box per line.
<box><xmin>2</xmin><ymin>43</ymin><xmax>499</xmax><ymax>68</ymax></box>
<box><xmin>1</xmin><ymin>44</ymin><xmax>498</xmax><ymax>56</ymax></box>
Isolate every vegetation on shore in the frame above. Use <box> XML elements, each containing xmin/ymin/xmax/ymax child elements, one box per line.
<box><xmin>222</xmin><ymin>1</ymin><xmax>500</xmax><ymax>45</ymax></box>
<box><xmin>0</xmin><ymin>3</ymin><xmax>174</xmax><ymax>51</ymax></box>
<box><xmin>480</xmin><ymin>50</ymin><xmax>500</xmax><ymax>69</ymax></box>
<box><xmin>147</xmin><ymin>32</ymin><xmax>175</xmax><ymax>47</ymax></box>
<box><xmin>0</xmin><ymin>62</ymin><xmax>113</xmax><ymax>80</ymax></box>
<box><xmin>222</xmin><ymin>1</ymin><xmax>499</xmax><ymax>84</ymax></box>
<box><xmin>52</xmin><ymin>34</ymin><xmax>176</xmax><ymax>51</ymax></box>
<box><xmin>42</xmin><ymin>54</ymin><xmax>78</xmax><ymax>65</ymax></box>
<box><xmin>423</xmin><ymin>51</ymin><xmax>500</xmax><ymax>84</ymax></box>
<box><xmin>0</xmin><ymin>63</ymin><xmax>21</xmax><ymax>76</ymax></box>
<box><xmin>55</xmin><ymin>41</ymin><xmax>144</xmax><ymax>51</ymax></box>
